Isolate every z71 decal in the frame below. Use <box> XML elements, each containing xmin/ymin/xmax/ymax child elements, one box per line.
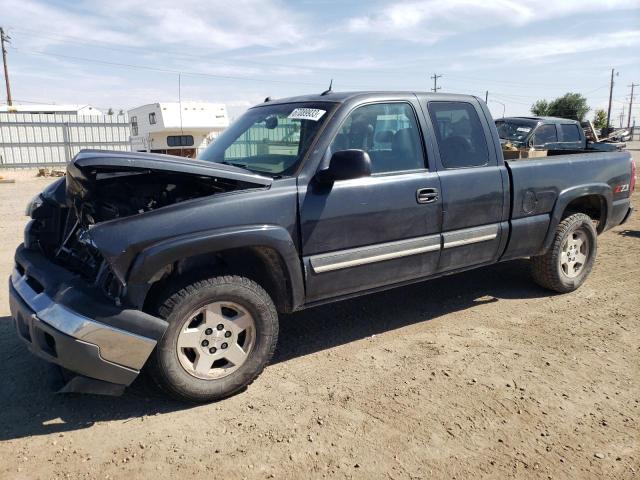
<box><xmin>614</xmin><ymin>184</ymin><xmax>629</xmax><ymax>193</ymax></box>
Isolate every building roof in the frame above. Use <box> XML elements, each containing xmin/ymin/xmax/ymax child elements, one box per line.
<box><xmin>0</xmin><ymin>104</ymin><xmax>103</xmax><ymax>115</ymax></box>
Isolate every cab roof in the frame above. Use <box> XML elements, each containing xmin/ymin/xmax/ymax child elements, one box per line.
<box><xmin>253</xmin><ymin>91</ymin><xmax>480</xmax><ymax>107</ymax></box>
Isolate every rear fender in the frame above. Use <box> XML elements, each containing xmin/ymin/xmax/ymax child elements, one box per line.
<box><xmin>541</xmin><ymin>183</ymin><xmax>611</xmax><ymax>253</ymax></box>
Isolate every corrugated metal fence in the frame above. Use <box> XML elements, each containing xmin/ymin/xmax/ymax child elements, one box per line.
<box><xmin>0</xmin><ymin>113</ymin><xmax>132</xmax><ymax>167</ymax></box>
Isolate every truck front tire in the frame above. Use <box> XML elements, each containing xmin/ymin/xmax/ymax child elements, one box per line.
<box><xmin>148</xmin><ymin>275</ymin><xmax>278</xmax><ymax>403</ymax></box>
<box><xmin>530</xmin><ymin>213</ymin><xmax>597</xmax><ymax>293</ymax></box>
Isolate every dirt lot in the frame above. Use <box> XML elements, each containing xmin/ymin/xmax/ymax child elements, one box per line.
<box><xmin>0</xmin><ymin>150</ymin><xmax>638</xmax><ymax>480</ymax></box>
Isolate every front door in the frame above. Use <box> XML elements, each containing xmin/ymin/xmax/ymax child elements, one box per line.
<box><xmin>299</xmin><ymin>101</ymin><xmax>442</xmax><ymax>303</ymax></box>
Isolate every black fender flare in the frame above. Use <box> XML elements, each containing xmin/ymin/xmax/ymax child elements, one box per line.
<box><xmin>126</xmin><ymin>224</ymin><xmax>305</xmax><ymax>311</ymax></box>
<box><xmin>541</xmin><ymin>183</ymin><xmax>611</xmax><ymax>253</ymax></box>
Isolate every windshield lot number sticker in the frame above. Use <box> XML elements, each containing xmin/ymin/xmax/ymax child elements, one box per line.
<box><xmin>288</xmin><ymin>108</ymin><xmax>326</xmax><ymax>121</ymax></box>
<box><xmin>516</xmin><ymin>127</ymin><xmax>532</xmax><ymax>132</ymax></box>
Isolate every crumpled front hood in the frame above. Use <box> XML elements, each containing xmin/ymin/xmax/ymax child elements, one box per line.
<box><xmin>66</xmin><ymin>149</ymin><xmax>272</xmax><ymax>202</ymax></box>
<box><xmin>55</xmin><ymin>150</ymin><xmax>274</xmax><ymax>284</ymax></box>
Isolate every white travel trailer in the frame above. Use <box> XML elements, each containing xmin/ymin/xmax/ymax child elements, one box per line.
<box><xmin>128</xmin><ymin>102</ymin><xmax>229</xmax><ymax>158</ymax></box>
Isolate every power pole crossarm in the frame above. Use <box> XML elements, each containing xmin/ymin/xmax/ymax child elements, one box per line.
<box><xmin>1</xmin><ymin>27</ymin><xmax>12</xmax><ymax>107</ymax></box>
<box><xmin>430</xmin><ymin>73</ymin><xmax>442</xmax><ymax>93</ymax></box>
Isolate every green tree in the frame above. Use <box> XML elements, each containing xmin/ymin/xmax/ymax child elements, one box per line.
<box><xmin>107</xmin><ymin>108</ymin><xmax>114</xmax><ymax>115</ymax></box>
<box><xmin>531</xmin><ymin>99</ymin><xmax>550</xmax><ymax>116</ymax></box>
<box><xmin>592</xmin><ymin>109</ymin><xmax>607</xmax><ymax>130</ymax></box>
<box><xmin>530</xmin><ymin>93</ymin><xmax>590</xmax><ymax>121</ymax></box>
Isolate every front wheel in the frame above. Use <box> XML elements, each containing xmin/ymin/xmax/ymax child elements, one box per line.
<box><xmin>530</xmin><ymin>213</ymin><xmax>597</xmax><ymax>293</ymax></box>
<box><xmin>148</xmin><ymin>275</ymin><xmax>278</xmax><ymax>403</ymax></box>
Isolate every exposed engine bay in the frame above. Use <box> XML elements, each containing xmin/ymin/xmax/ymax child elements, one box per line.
<box><xmin>71</xmin><ymin>169</ymin><xmax>249</xmax><ymax>226</ymax></box>
<box><xmin>26</xmin><ymin>161</ymin><xmax>268</xmax><ymax>301</ymax></box>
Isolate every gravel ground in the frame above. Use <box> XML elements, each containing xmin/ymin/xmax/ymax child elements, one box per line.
<box><xmin>0</xmin><ymin>148</ymin><xmax>638</xmax><ymax>480</ymax></box>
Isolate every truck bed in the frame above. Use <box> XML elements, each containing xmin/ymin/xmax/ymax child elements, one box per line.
<box><xmin>501</xmin><ymin>150</ymin><xmax>633</xmax><ymax>261</ymax></box>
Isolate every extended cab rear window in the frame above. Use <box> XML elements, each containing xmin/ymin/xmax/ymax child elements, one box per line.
<box><xmin>427</xmin><ymin>101</ymin><xmax>489</xmax><ymax>168</ymax></box>
<box><xmin>559</xmin><ymin>124</ymin><xmax>581</xmax><ymax>142</ymax></box>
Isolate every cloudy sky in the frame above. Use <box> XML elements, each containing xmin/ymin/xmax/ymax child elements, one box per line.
<box><xmin>1</xmin><ymin>0</ymin><xmax>639</xmax><ymax>121</ymax></box>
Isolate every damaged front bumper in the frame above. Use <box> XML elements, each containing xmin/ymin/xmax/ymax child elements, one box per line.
<box><xmin>8</xmin><ymin>245</ymin><xmax>167</xmax><ymax>395</ymax></box>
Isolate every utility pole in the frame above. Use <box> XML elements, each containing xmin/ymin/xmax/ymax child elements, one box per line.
<box><xmin>627</xmin><ymin>83</ymin><xmax>638</xmax><ymax>128</ymax></box>
<box><xmin>431</xmin><ymin>74</ymin><xmax>442</xmax><ymax>93</ymax></box>
<box><xmin>606</xmin><ymin>68</ymin><xmax>617</xmax><ymax>134</ymax></box>
<box><xmin>1</xmin><ymin>27</ymin><xmax>12</xmax><ymax>106</ymax></box>
<box><xmin>485</xmin><ymin>91</ymin><xmax>489</xmax><ymax>103</ymax></box>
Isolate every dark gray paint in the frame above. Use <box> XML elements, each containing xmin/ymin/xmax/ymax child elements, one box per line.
<box><xmin>9</xmin><ymin>90</ymin><xmax>634</xmax><ymax>389</ymax></box>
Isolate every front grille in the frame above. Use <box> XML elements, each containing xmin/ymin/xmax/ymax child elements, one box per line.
<box><xmin>25</xmin><ymin>275</ymin><xmax>44</xmax><ymax>294</ymax></box>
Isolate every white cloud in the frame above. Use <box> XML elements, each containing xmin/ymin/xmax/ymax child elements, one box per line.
<box><xmin>2</xmin><ymin>0</ymin><xmax>140</xmax><ymax>49</ymax></box>
<box><xmin>347</xmin><ymin>0</ymin><xmax>639</xmax><ymax>42</ymax></box>
<box><xmin>474</xmin><ymin>30</ymin><xmax>640</xmax><ymax>60</ymax></box>
<box><xmin>3</xmin><ymin>0</ymin><xmax>305</xmax><ymax>51</ymax></box>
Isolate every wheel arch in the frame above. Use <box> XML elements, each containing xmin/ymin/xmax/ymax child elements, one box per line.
<box><xmin>541</xmin><ymin>184</ymin><xmax>611</xmax><ymax>253</ymax></box>
<box><xmin>125</xmin><ymin>225</ymin><xmax>304</xmax><ymax>314</ymax></box>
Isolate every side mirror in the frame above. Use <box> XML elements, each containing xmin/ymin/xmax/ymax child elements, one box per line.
<box><xmin>316</xmin><ymin>149</ymin><xmax>372</xmax><ymax>184</ymax></box>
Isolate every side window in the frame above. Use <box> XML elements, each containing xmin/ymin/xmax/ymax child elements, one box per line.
<box><xmin>329</xmin><ymin>103</ymin><xmax>425</xmax><ymax>174</ymax></box>
<box><xmin>131</xmin><ymin>116</ymin><xmax>138</xmax><ymax>136</ymax></box>
<box><xmin>427</xmin><ymin>102</ymin><xmax>489</xmax><ymax>168</ymax></box>
<box><xmin>167</xmin><ymin>135</ymin><xmax>194</xmax><ymax>147</ymax></box>
<box><xmin>533</xmin><ymin>124</ymin><xmax>558</xmax><ymax>146</ymax></box>
<box><xmin>149</xmin><ymin>112</ymin><xmax>157</xmax><ymax>125</ymax></box>
<box><xmin>559</xmin><ymin>124</ymin><xmax>581</xmax><ymax>142</ymax></box>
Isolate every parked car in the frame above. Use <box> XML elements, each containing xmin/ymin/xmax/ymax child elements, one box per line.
<box><xmin>9</xmin><ymin>92</ymin><xmax>635</xmax><ymax>402</ymax></box>
<box><xmin>496</xmin><ymin>116</ymin><xmax>622</xmax><ymax>154</ymax></box>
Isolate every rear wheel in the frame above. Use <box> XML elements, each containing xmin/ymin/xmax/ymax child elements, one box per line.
<box><xmin>148</xmin><ymin>275</ymin><xmax>278</xmax><ymax>403</ymax></box>
<box><xmin>531</xmin><ymin>213</ymin><xmax>597</xmax><ymax>293</ymax></box>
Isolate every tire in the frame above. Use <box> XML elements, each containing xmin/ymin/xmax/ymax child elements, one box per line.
<box><xmin>531</xmin><ymin>213</ymin><xmax>597</xmax><ymax>293</ymax></box>
<box><xmin>148</xmin><ymin>275</ymin><xmax>278</xmax><ymax>403</ymax></box>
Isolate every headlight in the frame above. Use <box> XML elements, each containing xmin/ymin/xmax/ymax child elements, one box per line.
<box><xmin>25</xmin><ymin>194</ymin><xmax>44</xmax><ymax>217</ymax></box>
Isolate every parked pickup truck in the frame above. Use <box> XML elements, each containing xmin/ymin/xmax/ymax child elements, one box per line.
<box><xmin>9</xmin><ymin>92</ymin><xmax>635</xmax><ymax>402</ymax></box>
<box><xmin>496</xmin><ymin>116</ymin><xmax>622</xmax><ymax>155</ymax></box>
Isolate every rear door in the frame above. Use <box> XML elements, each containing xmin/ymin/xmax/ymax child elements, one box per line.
<box><xmin>299</xmin><ymin>99</ymin><xmax>442</xmax><ymax>303</ymax></box>
<box><xmin>557</xmin><ymin>123</ymin><xmax>584</xmax><ymax>150</ymax></box>
<box><xmin>424</xmin><ymin>99</ymin><xmax>507</xmax><ymax>272</ymax></box>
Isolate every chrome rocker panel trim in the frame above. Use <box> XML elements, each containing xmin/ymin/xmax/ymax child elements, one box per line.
<box><xmin>442</xmin><ymin>224</ymin><xmax>499</xmax><ymax>249</ymax></box>
<box><xmin>310</xmin><ymin>235</ymin><xmax>441</xmax><ymax>273</ymax></box>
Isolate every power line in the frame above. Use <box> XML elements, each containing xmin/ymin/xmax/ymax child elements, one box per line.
<box><xmin>8</xmin><ymin>27</ymin><xmax>353</xmax><ymax>73</ymax></box>
<box><xmin>18</xmin><ymin>48</ymin><xmax>352</xmax><ymax>88</ymax></box>
<box><xmin>5</xmin><ymin>27</ymin><xmax>625</xmax><ymax>98</ymax></box>
<box><xmin>444</xmin><ymin>73</ymin><xmax>601</xmax><ymax>90</ymax></box>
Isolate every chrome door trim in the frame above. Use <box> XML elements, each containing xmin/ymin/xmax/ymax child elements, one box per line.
<box><xmin>310</xmin><ymin>235</ymin><xmax>441</xmax><ymax>273</ymax></box>
<box><xmin>442</xmin><ymin>224</ymin><xmax>499</xmax><ymax>249</ymax></box>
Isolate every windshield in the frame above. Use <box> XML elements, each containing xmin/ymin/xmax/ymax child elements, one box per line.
<box><xmin>199</xmin><ymin>102</ymin><xmax>333</xmax><ymax>176</ymax></box>
<box><xmin>495</xmin><ymin>120</ymin><xmax>536</xmax><ymax>142</ymax></box>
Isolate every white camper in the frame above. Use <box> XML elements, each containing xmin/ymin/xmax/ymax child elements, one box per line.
<box><xmin>128</xmin><ymin>102</ymin><xmax>229</xmax><ymax>158</ymax></box>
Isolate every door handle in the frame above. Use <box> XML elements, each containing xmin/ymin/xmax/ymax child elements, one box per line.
<box><xmin>416</xmin><ymin>188</ymin><xmax>439</xmax><ymax>204</ymax></box>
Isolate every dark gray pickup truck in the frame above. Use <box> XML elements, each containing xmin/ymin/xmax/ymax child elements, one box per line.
<box><xmin>496</xmin><ymin>116</ymin><xmax>621</xmax><ymax>153</ymax></box>
<box><xmin>9</xmin><ymin>92</ymin><xmax>635</xmax><ymax>402</ymax></box>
